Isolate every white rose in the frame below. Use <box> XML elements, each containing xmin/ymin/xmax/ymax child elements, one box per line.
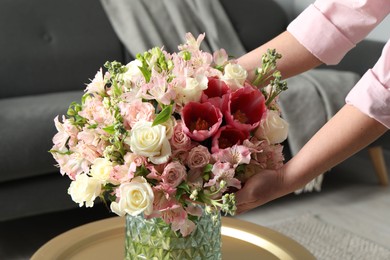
<box><xmin>255</xmin><ymin>110</ymin><xmax>289</xmax><ymax>144</ymax></box>
<box><xmin>128</xmin><ymin>120</ymin><xmax>171</xmax><ymax>164</ymax></box>
<box><xmin>68</xmin><ymin>174</ymin><xmax>102</xmax><ymax>207</ymax></box>
<box><xmin>160</xmin><ymin>116</ymin><xmax>176</xmax><ymax>139</ymax></box>
<box><xmin>222</xmin><ymin>63</ymin><xmax>248</xmax><ymax>90</ymax></box>
<box><xmin>90</xmin><ymin>158</ymin><xmax>114</xmax><ymax>183</ymax></box>
<box><xmin>122</xmin><ymin>59</ymin><xmax>143</xmax><ymax>85</ymax></box>
<box><xmin>110</xmin><ymin>177</ymin><xmax>154</xmax><ymax>216</ymax></box>
<box><xmin>178</xmin><ymin>75</ymin><xmax>208</xmax><ymax>104</ymax></box>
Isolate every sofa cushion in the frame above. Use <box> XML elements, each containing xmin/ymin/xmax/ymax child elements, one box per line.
<box><xmin>0</xmin><ymin>0</ymin><xmax>125</xmax><ymax>98</ymax></box>
<box><xmin>220</xmin><ymin>0</ymin><xmax>289</xmax><ymax>52</ymax></box>
<box><xmin>0</xmin><ymin>173</ymin><xmax>78</xmax><ymax>221</ymax></box>
<box><xmin>0</xmin><ymin>90</ymin><xmax>84</xmax><ymax>183</ymax></box>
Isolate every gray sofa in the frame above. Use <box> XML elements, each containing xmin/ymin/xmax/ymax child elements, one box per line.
<box><xmin>0</xmin><ymin>0</ymin><xmax>387</xmax><ymax>223</ymax></box>
<box><xmin>0</xmin><ymin>0</ymin><xmax>128</xmax><ymax>221</ymax></box>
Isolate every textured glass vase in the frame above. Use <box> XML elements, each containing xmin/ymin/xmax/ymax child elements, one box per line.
<box><xmin>125</xmin><ymin>210</ymin><xmax>222</xmax><ymax>260</ymax></box>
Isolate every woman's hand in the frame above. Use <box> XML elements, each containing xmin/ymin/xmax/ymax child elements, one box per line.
<box><xmin>235</xmin><ymin>168</ymin><xmax>286</xmax><ymax>215</ymax></box>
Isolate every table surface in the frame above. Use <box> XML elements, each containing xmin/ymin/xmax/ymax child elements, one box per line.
<box><xmin>31</xmin><ymin>216</ymin><xmax>315</xmax><ymax>260</ymax></box>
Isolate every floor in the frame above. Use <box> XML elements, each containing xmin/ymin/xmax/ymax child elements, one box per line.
<box><xmin>1</xmin><ymin>149</ymin><xmax>389</xmax><ymax>259</ymax></box>
<box><xmin>237</xmin><ymin>149</ymin><xmax>390</xmax><ymax>250</ymax></box>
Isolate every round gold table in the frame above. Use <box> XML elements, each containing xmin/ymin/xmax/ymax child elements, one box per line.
<box><xmin>31</xmin><ymin>217</ymin><xmax>315</xmax><ymax>260</ymax></box>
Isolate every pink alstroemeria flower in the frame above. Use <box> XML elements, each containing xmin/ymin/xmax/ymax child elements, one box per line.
<box><xmin>204</xmin><ymin>162</ymin><xmax>241</xmax><ymax>191</ymax></box>
<box><xmin>212</xmin><ymin>144</ymin><xmax>251</xmax><ymax>167</ymax></box>
<box><xmin>211</xmin><ymin>125</ymin><xmax>249</xmax><ymax>154</ymax></box>
<box><xmin>224</xmin><ymin>85</ymin><xmax>266</xmax><ymax>132</ymax></box>
<box><xmin>181</xmin><ymin>102</ymin><xmax>223</xmax><ymax>142</ymax></box>
<box><xmin>201</xmin><ymin>77</ymin><xmax>230</xmax><ymax>109</ymax></box>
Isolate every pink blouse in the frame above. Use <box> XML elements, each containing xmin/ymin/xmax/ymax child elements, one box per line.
<box><xmin>287</xmin><ymin>0</ymin><xmax>390</xmax><ymax>128</ymax></box>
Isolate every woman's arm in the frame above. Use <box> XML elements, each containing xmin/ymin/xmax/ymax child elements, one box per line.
<box><xmin>236</xmin><ymin>104</ymin><xmax>388</xmax><ymax>214</ymax></box>
<box><xmin>237</xmin><ymin>31</ymin><xmax>322</xmax><ymax>80</ymax></box>
<box><xmin>235</xmin><ymin>0</ymin><xmax>390</xmax><ymax>214</ymax></box>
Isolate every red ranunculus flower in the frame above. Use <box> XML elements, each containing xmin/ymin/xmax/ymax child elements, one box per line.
<box><xmin>211</xmin><ymin>125</ymin><xmax>249</xmax><ymax>153</ymax></box>
<box><xmin>181</xmin><ymin>102</ymin><xmax>223</xmax><ymax>142</ymax></box>
<box><xmin>224</xmin><ymin>85</ymin><xmax>266</xmax><ymax>132</ymax></box>
<box><xmin>201</xmin><ymin>77</ymin><xmax>230</xmax><ymax>109</ymax></box>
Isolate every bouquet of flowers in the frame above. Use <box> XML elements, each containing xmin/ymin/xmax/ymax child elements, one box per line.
<box><xmin>50</xmin><ymin>33</ymin><xmax>288</xmax><ymax>237</ymax></box>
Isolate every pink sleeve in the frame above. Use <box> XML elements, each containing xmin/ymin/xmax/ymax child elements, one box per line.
<box><xmin>287</xmin><ymin>0</ymin><xmax>390</xmax><ymax>65</ymax></box>
<box><xmin>346</xmin><ymin>40</ymin><xmax>390</xmax><ymax>129</ymax></box>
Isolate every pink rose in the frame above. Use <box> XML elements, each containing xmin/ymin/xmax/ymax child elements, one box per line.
<box><xmin>170</xmin><ymin>121</ymin><xmax>192</xmax><ymax>150</ymax></box>
<box><xmin>171</xmin><ymin>149</ymin><xmax>190</xmax><ymax>164</ymax></box>
<box><xmin>187</xmin><ymin>145</ymin><xmax>211</xmax><ymax>169</ymax></box>
<box><xmin>161</xmin><ymin>161</ymin><xmax>187</xmax><ymax>188</ymax></box>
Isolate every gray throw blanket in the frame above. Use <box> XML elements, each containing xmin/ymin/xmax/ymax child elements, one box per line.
<box><xmin>100</xmin><ymin>0</ymin><xmax>246</xmax><ymax>58</ymax></box>
<box><xmin>100</xmin><ymin>1</ymin><xmax>360</xmax><ymax>192</ymax></box>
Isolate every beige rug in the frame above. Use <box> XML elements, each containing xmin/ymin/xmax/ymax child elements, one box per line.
<box><xmin>268</xmin><ymin>214</ymin><xmax>390</xmax><ymax>260</ymax></box>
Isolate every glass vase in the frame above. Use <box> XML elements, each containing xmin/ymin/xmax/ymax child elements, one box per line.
<box><xmin>125</xmin><ymin>210</ymin><xmax>222</xmax><ymax>260</ymax></box>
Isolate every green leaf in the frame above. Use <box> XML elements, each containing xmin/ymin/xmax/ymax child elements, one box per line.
<box><xmin>112</xmin><ymin>81</ymin><xmax>122</xmax><ymax>97</ymax></box>
<box><xmin>81</xmin><ymin>93</ymin><xmax>91</xmax><ymax>105</ymax></box>
<box><xmin>88</xmin><ymin>124</ymin><xmax>98</xmax><ymax>129</ymax></box>
<box><xmin>203</xmin><ymin>164</ymin><xmax>213</xmax><ymax>173</ymax></box>
<box><xmin>138</xmin><ymin>66</ymin><xmax>151</xmax><ymax>83</ymax></box>
<box><xmin>152</xmin><ymin>105</ymin><xmax>172</xmax><ymax>126</ymax></box>
<box><xmin>134</xmin><ymin>165</ymin><xmax>149</xmax><ymax>178</ymax></box>
<box><xmin>177</xmin><ymin>182</ymin><xmax>190</xmax><ymax>193</ymax></box>
<box><xmin>48</xmin><ymin>149</ymin><xmax>72</xmax><ymax>155</ymax></box>
<box><xmin>103</xmin><ymin>125</ymin><xmax>115</xmax><ymax>135</ymax></box>
<box><xmin>175</xmin><ymin>187</ymin><xmax>186</xmax><ymax>201</ymax></box>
